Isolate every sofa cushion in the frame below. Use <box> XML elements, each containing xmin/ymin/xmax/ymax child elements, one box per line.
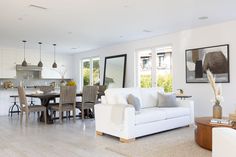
<box><xmin>157</xmin><ymin>92</ymin><xmax>177</xmax><ymax>107</ymax></box>
<box><xmin>158</xmin><ymin>107</ymin><xmax>190</xmax><ymax>119</ymax></box>
<box><xmin>139</xmin><ymin>88</ymin><xmax>160</xmax><ymax>108</ymax></box>
<box><xmin>135</xmin><ymin>108</ymin><xmax>166</xmax><ymax>125</ymax></box>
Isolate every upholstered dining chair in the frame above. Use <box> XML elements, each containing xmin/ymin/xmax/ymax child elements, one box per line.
<box><xmin>18</xmin><ymin>86</ymin><xmax>47</xmax><ymax>124</ymax></box>
<box><xmin>51</xmin><ymin>86</ymin><xmax>76</xmax><ymax>123</ymax></box>
<box><xmin>76</xmin><ymin>86</ymin><xmax>98</xmax><ymax>120</ymax></box>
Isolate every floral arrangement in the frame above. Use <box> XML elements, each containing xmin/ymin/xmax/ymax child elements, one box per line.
<box><xmin>66</xmin><ymin>80</ymin><xmax>76</xmax><ymax>86</ymax></box>
<box><xmin>206</xmin><ymin>69</ymin><xmax>223</xmax><ymax>105</ymax></box>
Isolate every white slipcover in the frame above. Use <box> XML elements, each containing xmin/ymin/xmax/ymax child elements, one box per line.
<box><xmin>95</xmin><ymin>87</ymin><xmax>194</xmax><ymax>140</ymax></box>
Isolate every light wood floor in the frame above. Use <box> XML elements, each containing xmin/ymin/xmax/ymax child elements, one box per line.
<box><xmin>0</xmin><ymin>115</ymin><xmax>124</xmax><ymax>157</ymax></box>
<box><xmin>0</xmin><ymin>115</ymin><xmax>211</xmax><ymax>157</ymax></box>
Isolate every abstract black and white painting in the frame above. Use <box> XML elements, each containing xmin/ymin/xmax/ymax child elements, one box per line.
<box><xmin>185</xmin><ymin>44</ymin><xmax>229</xmax><ymax>83</ymax></box>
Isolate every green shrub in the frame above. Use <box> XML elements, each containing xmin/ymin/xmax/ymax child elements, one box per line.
<box><xmin>157</xmin><ymin>74</ymin><xmax>173</xmax><ymax>92</ymax></box>
<box><xmin>83</xmin><ymin>68</ymin><xmax>90</xmax><ymax>85</ymax></box>
<box><xmin>140</xmin><ymin>75</ymin><xmax>152</xmax><ymax>88</ymax></box>
<box><xmin>140</xmin><ymin>74</ymin><xmax>173</xmax><ymax>92</ymax></box>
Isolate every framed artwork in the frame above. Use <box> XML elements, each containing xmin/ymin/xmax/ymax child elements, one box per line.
<box><xmin>185</xmin><ymin>44</ymin><xmax>229</xmax><ymax>83</ymax></box>
<box><xmin>103</xmin><ymin>54</ymin><xmax>127</xmax><ymax>88</ymax></box>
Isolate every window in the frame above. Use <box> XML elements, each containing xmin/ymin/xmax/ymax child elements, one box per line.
<box><xmin>138</xmin><ymin>49</ymin><xmax>152</xmax><ymax>88</ymax></box>
<box><xmin>156</xmin><ymin>47</ymin><xmax>173</xmax><ymax>92</ymax></box>
<box><xmin>82</xmin><ymin>59</ymin><xmax>90</xmax><ymax>86</ymax></box>
<box><xmin>82</xmin><ymin>57</ymin><xmax>100</xmax><ymax>86</ymax></box>
<box><xmin>137</xmin><ymin>46</ymin><xmax>173</xmax><ymax>92</ymax></box>
<box><xmin>92</xmin><ymin>58</ymin><xmax>100</xmax><ymax>85</ymax></box>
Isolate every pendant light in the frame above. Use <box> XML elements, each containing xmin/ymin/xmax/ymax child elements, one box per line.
<box><xmin>21</xmin><ymin>40</ymin><xmax>27</xmax><ymax>66</ymax></box>
<box><xmin>52</xmin><ymin>44</ymin><xmax>57</xmax><ymax>68</ymax></box>
<box><xmin>38</xmin><ymin>42</ymin><xmax>43</xmax><ymax>67</ymax></box>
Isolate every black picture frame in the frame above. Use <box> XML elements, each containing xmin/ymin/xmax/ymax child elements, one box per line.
<box><xmin>185</xmin><ymin>44</ymin><xmax>230</xmax><ymax>83</ymax></box>
<box><xmin>103</xmin><ymin>54</ymin><xmax>127</xmax><ymax>88</ymax></box>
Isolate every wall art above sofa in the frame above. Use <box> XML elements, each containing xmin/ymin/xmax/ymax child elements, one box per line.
<box><xmin>185</xmin><ymin>44</ymin><xmax>229</xmax><ymax>83</ymax></box>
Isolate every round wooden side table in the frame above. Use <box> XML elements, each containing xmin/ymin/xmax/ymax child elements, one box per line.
<box><xmin>195</xmin><ymin>117</ymin><xmax>236</xmax><ymax>150</ymax></box>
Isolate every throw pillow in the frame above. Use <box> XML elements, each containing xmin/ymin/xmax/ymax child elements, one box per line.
<box><xmin>127</xmin><ymin>94</ymin><xmax>141</xmax><ymax>112</ymax></box>
<box><xmin>157</xmin><ymin>92</ymin><xmax>177</xmax><ymax>107</ymax></box>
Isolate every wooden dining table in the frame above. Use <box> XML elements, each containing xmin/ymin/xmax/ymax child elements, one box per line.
<box><xmin>26</xmin><ymin>92</ymin><xmax>82</xmax><ymax>124</ymax></box>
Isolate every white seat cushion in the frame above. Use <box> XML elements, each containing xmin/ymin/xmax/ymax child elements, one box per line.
<box><xmin>135</xmin><ymin>108</ymin><xmax>166</xmax><ymax>125</ymax></box>
<box><xmin>158</xmin><ymin>107</ymin><xmax>190</xmax><ymax>119</ymax></box>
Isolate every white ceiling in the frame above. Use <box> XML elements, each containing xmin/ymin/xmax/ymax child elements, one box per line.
<box><xmin>0</xmin><ymin>0</ymin><xmax>236</xmax><ymax>54</ymax></box>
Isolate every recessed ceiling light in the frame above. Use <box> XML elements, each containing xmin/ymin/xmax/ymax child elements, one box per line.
<box><xmin>198</xmin><ymin>16</ymin><xmax>208</xmax><ymax>20</ymax></box>
<box><xmin>71</xmin><ymin>47</ymin><xmax>77</xmax><ymax>50</ymax></box>
<box><xmin>29</xmin><ymin>4</ymin><xmax>47</xmax><ymax>10</ymax></box>
<box><xmin>143</xmin><ymin>29</ymin><xmax>152</xmax><ymax>33</ymax></box>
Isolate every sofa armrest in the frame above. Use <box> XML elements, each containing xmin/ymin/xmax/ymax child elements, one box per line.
<box><xmin>213</xmin><ymin>128</ymin><xmax>236</xmax><ymax>157</ymax></box>
<box><xmin>95</xmin><ymin>103</ymin><xmax>135</xmax><ymax>136</ymax></box>
<box><xmin>176</xmin><ymin>100</ymin><xmax>194</xmax><ymax>124</ymax></box>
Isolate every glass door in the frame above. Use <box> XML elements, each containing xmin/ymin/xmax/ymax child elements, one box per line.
<box><xmin>82</xmin><ymin>59</ymin><xmax>90</xmax><ymax>86</ymax></box>
<box><xmin>156</xmin><ymin>46</ymin><xmax>173</xmax><ymax>92</ymax></box>
<box><xmin>137</xmin><ymin>49</ymin><xmax>153</xmax><ymax>88</ymax></box>
<box><xmin>82</xmin><ymin>57</ymin><xmax>100</xmax><ymax>86</ymax></box>
<box><xmin>137</xmin><ymin>46</ymin><xmax>173</xmax><ymax>92</ymax></box>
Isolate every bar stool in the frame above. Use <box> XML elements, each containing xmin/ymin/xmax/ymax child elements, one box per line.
<box><xmin>8</xmin><ymin>95</ymin><xmax>21</xmax><ymax>117</ymax></box>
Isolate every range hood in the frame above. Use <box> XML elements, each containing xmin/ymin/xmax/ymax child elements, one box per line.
<box><xmin>16</xmin><ymin>65</ymin><xmax>42</xmax><ymax>79</ymax></box>
<box><xmin>16</xmin><ymin>65</ymin><xmax>42</xmax><ymax>71</ymax></box>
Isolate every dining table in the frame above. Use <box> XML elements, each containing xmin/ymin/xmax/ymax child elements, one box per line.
<box><xmin>26</xmin><ymin>92</ymin><xmax>82</xmax><ymax>124</ymax></box>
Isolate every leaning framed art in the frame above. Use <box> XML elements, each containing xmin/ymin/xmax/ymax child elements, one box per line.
<box><xmin>185</xmin><ymin>44</ymin><xmax>229</xmax><ymax>83</ymax></box>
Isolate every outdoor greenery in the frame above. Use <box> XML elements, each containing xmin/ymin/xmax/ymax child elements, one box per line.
<box><xmin>83</xmin><ymin>68</ymin><xmax>90</xmax><ymax>85</ymax></box>
<box><xmin>83</xmin><ymin>59</ymin><xmax>100</xmax><ymax>86</ymax></box>
<box><xmin>140</xmin><ymin>75</ymin><xmax>152</xmax><ymax>88</ymax></box>
<box><xmin>140</xmin><ymin>74</ymin><xmax>173</xmax><ymax>92</ymax></box>
<box><xmin>157</xmin><ymin>74</ymin><xmax>173</xmax><ymax>92</ymax></box>
<box><xmin>93</xmin><ymin>60</ymin><xmax>100</xmax><ymax>85</ymax></box>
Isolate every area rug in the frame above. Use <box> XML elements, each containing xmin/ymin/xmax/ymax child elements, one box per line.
<box><xmin>104</xmin><ymin>126</ymin><xmax>211</xmax><ymax>157</ymax></box>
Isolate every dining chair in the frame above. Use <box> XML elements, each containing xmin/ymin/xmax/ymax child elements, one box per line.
<box><xmin>18</xmin><ymin>86</ymin><xmax>47</xmax><ymax>124</ymax></box>
<box><xmin>51</xmin><ymin>86</ymin><xmax>76</xmax><ymax>123</ymax></box>
<box><xmin>76</xmin><ymin>85</ymin><xmax>98</xmax><ymax>120</ymax></box>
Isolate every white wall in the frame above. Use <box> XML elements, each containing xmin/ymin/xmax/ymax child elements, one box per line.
<box><xmin>73</xmin><ymin>20</ymin><xmax>236</xmax><ymax>117</ymax></box>
<box><xmin>0</xmin><ymin>47</ymin><xmax>74</xmax><ymax>79</ymax></box>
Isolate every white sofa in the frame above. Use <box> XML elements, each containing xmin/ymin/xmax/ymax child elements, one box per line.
<box><xmin>212</xmin><ymin>127</ymin><xmax>236</xmax><ymax>157</ymax></box>
<box><xmin>95</xmin><ymin>88</ymin><xmax>194</xmax><ymax>142</ymax></box>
